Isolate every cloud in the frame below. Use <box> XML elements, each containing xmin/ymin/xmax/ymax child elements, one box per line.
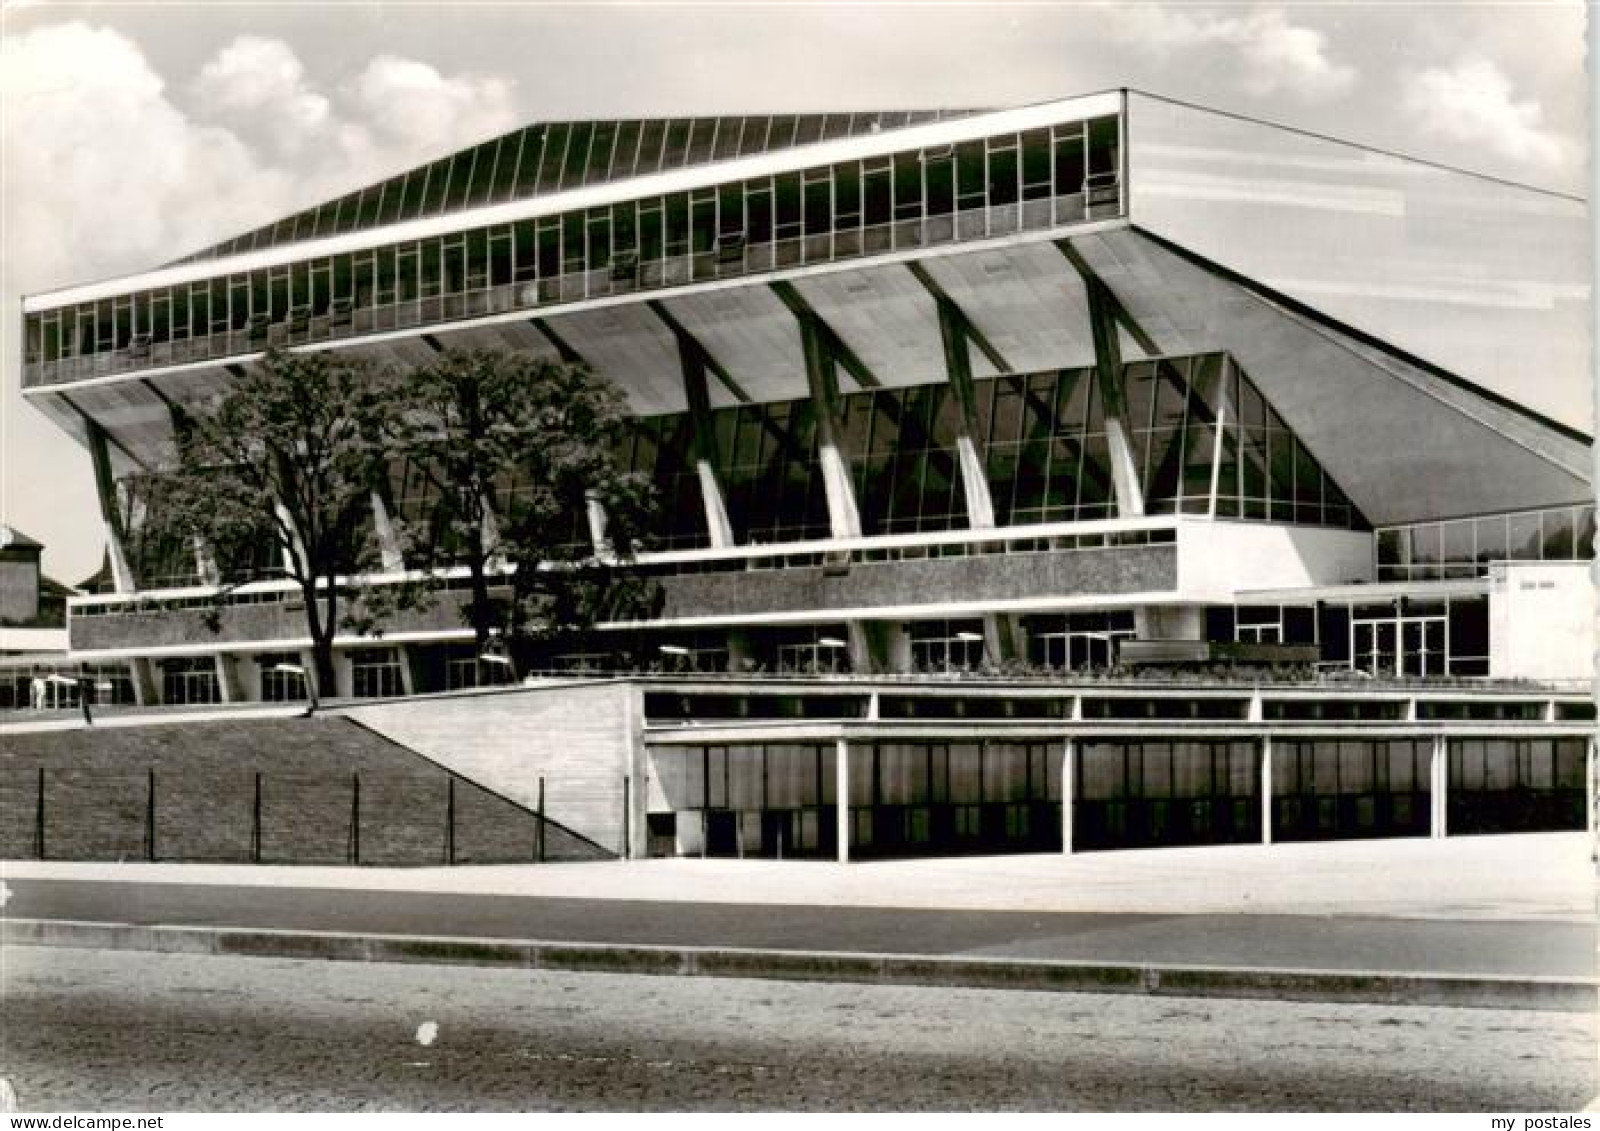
<box><xmin>2</xmin><ymin>24</ymin><xmax>523</xmax><ymax>295</ymax></box>
<box><xmin>2</xmin><ymin>22</ymin><xmax>291</xmax><ymax>291</ymax></box>
<box><xmin>1112</xmin><ymin>4</ymin><xmax>1356</xmax><ymax>101</ymax></box>
<box><xmin>1402</xmin><ymin>56</ymin><xmax>1566</xmax><ymax>170</ymax></box>
<box><xmin>349</xmin><ymin>55</ymin><xmax>518</xmax><ymax>154</ymax></box>
<box><xmin>190</xmin><ymin>35</ymin><xmax>331</xmax><ymax>156</ymax></box>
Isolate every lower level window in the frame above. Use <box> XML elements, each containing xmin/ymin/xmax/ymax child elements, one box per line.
<box><xmin>162</xmin><ymin>657</ymin><xmax>219</xmax><ymax>705</ymax></box>
<box><xmin>351</xmin><ymin>648</ymin><xmax>404</xmax><ymax>698</ymax></box>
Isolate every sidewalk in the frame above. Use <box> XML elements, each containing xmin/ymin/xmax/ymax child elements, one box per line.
<box><xmin>5</xmin><ymin>833</ymin><xmax>1595</xmax><ymax>1010</ymax></box>
<box><xmin>5</xmin><ymin>830</ymin><xmax>1593</xmax><ymax>920</ymax></box>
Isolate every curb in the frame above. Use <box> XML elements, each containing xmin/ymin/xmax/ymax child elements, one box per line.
<box><xmin>5</xmin><ymin>918</ymin><xmax>1594</xmax><ymax>1012</ymax></box>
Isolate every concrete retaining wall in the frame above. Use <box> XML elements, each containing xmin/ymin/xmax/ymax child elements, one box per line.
<box><xmin>339</xmin><ymin>681</ymin><xmax>640</xmax><ymax>855</ymax></box>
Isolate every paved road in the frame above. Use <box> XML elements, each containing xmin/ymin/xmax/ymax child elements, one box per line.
<box><xmin>3</xmin><ymin>878</ymin><xmax>1593</xmax><ymax>977</ymax></box>
<box><xmin>2</xmin><ymin>945</ymin><xmax>1592</xmax><ymax>1111</ymax></box>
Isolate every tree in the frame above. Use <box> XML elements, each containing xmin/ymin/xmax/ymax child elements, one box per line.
<box><xmin>156</xmin><ymin>348</ymin><xmax>399</xmax><ymax>706</ymax></box>
<box><xmin>388</xmin><ymin>348</ymin><xmax>655</xmax><ymax>672</ymax></box>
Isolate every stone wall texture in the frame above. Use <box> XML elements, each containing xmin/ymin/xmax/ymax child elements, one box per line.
<box><xmin>340</xmin><ymin>681</ymin><xmax>638</xmax><ymax>855</ymax></box>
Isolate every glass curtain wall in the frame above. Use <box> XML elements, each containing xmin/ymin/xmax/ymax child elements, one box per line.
<box><xmin>1376</xmin><ymin>504</ymin><xmax>1596</xmax><ymax>581</ymax></box>
<box><xmin>1074</xmin><ymin>739</ymin><xmax>1260</xmax><ymax>850</ymax></box>
<box><xmin>1272</xmin><ymin>739</ymin><xmax>1431</xmax><ymax>841</ymax></box>
<box><xmin>174</xmin><ymin>113</ymin><xmax>983</xmax><ymax>264</ymax></box>
<box><xmin>26</xmin><ymin>116</ymin><xmax>1122</xmax><ymax>386</ymax></box>
<box><xmin>618</xmin><ymin>352</ymin><xmax>1361</xmax><ymax>548</ymax></box>
<box><xmin>1447</xmin><ymin>738</ymin><xmax>1586</xmax><ymax>834</ymax></box>
<box><xmin>651</xmin><ymin>740</ymin><xmax>1061</xmax><ymax>858</ymax></box>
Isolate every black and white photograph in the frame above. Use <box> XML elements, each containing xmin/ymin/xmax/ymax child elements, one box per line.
<box><xmin>0</xmin><ymin>0</ymin><xmax>1594</xmax><ymax>1115</ymax></box>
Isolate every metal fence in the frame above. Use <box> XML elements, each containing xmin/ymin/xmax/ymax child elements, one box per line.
<box><xmin>2</xmin><ymin>767</ymin><xmax>609</xmax><ymax>866</ymax></box>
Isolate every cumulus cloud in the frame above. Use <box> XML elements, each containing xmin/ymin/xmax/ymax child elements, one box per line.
<box><xmin>1402</xmin><ymin>56</ymin><xmax>1567</xmax><ymax>170</ymax></box>
<box><xmin>190</xmin><ymin>34</ymin><xmax>331</xmax><ymax>156</ymax></box>
<box><xmin>1</xmin><ymin>23</ymin><xmax>521</xmax><ymax>296</ymax></box>
<box><xmin>349</xmin><ymin>55</ymin><xmax>517</xmax><ymax>153</ymax></box>
<box><xmin>2</xmin><ymin>22</ymin><xmax>292</xmax><ymax>291</ymax></box>
<box><xmin>1112</xmin><ymin>4</ymin><xmax>1356</xmax><ymax>101</ymax></box>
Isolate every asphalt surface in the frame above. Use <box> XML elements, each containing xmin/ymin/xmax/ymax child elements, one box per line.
<box><xmin>3</xmin><ymin>946</ymin><xmax>1593</xmax><ymax>1111</ymax></box>
<box><xmin>4</xmin><ymin>877</ymin><xmax>1593</xmax><ymax>978</ymax></box>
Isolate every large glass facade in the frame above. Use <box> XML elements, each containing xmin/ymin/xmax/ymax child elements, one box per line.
<box><xmin>1272</xmin><ymin>739</ymin><xmax>1431</xmax><ymax>842</ymax></box>
<box><xmin>1376</xmin><ymin>504</ymin><xmax>1596</xmax><ymax>581</ymax></box>
<box><xmin>650</xmin><ymin>739</ymin><xmax>1062</xmax><ymax>858</ymax></box>
<box><xmin>1447</xmin><ymin>738</ymin><xmax>1586</xmax><ymax>835</ymax></box>
<box><xmin>25</xmin><ymin>115</ymin><xmax>1122</xmax><ymax>388</ymax></box>
<box><xmin>617</xmin><ymin>352</ymin><xmax>1362</xmax><ymax>549</ymax></box>
<box><xmin>1074</xmin><ymin>740</ymin><xmax>1260</xmax><ymax>850</ymax></box>
<box><xmin>172</xmin><ymin>112</ymin><xmax>983</xmax><ymax>264</ymax></box>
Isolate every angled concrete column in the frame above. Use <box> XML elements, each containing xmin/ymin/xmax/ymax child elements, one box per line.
<box><xmin>1061</xmin><ymin>243</ymin><xmax>1146</xmax><ymax>519</ymax></box>
<box><xmin>370</xmin><ymin>489</ymin><xmax>406</xmax><ymax>572</ymax></box>
<box><xmin>128</xmin><ymin>660</ymin><xmax>159</xmax><ymax>707</ymax></box>
<box><xmin>935</xmin><ymin>295</ymin><xmax>998</xmax><ymax>530</ymax></box>
<box><xmin>274</xmin><ymin>502</ymin><xmax>308</xmax><ymax>578</ymax></box>
<box><xmin>85</xmin><ymin>421</ymin><xmax>137</xmax><ymax>594</ymax></box>
<box><xmin>1260</xmin><ymin>736</ymin><xmax>1274</xmax><ymax>845</ymax></box>
<box><xmin>932</xmin><ymin>293</ymin><xmax>1018</xmax><ymax>667</ymax></box>
<box><xmin>214</xmin><ymin>654</ymin><xmax>245</xmax><ymax>703</ymax></box>
<box><xmin>1060</xmin><ymin>739</ymin><xmax>1076</xmax><ymax>855</ymax></box>
<box><xmin>845</xmin><ymin>622</ymin><xmax>877</xmax><ymax>677</ymax></box>
<box><xmin>332</xmin><ymin>650</ymin><xmax>355</xmax><ymax>700</ymax></box>
<box><xmin>585</xmin><ymin>491</ymin><xmax>611</xmax><ymax>556</ymax></box>
<box><xmin>192</xmin><ymin>538</ymin><xmax>221</xmax><ymax>587</ymax></box>
<box><xmin>395</xmin><ymin>644</ymin><xmax>416</xmax><ymax>695</ymax></box>
<box><xmin>797</xmin><ymin>312</ymin><xmax>863</xmax><ymax>539</ymax></box>
<box><xmin>835</xmin><ymin>737</ymin><xmax>851</xmax><ymax>863</ymax></box>
<box><xmin>667</xmin><ymin>313</ymin><xmax>737</xmax><ymax>548</ymax></box>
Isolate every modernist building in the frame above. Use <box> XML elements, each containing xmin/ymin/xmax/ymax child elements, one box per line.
<box><xmin>17</xmin><ymin>90</ymin><xmax>1595</xmax><ymax>857</ymax></box>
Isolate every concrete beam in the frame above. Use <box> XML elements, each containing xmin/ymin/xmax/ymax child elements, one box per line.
<box><xmin>770</xmin><ymin>281</ymin><xmax>881</xmax><ymax>390</ymax></box>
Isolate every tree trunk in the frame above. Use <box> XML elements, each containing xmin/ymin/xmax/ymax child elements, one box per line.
<box><xmin>310</xmin><ymin>638</ymin><xmax>337</xmax><ymax>710</ymax></box>
<box><xmin>300</xmin><ymin>577</ymin><xmax>335</xmax><ymax>713</ymax></box>
<box><xmin>469</xmin><ymin>556</ymin><xmax>493</xmax><ymax>655</ymax></box>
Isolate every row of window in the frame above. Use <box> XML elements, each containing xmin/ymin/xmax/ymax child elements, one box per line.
<box><xmin>177</xmin><ymin>112</ymin><xmax>981</xmax><ymax>264</ymax></box>
<box><xmin>1376</xmin><ymin>504</ymin><xmax>1595</xmax><ymax>581</ymax></box>
<box><xmin>24</xmin><ymin>117</ymin><xmax>1121</xmax><ymax>384</ymax></box>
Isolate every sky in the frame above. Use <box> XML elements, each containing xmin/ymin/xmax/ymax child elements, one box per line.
<box><xmin>0</xmin><ymin>0</ymin><xmax>1591</xmax><ymax>583</ymax></box>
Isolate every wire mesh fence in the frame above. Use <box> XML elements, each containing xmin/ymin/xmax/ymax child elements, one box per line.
<box><xmin>0</xmin><ymin>766</ymin><xmax>610</xmax><ymax>865</ymax></box>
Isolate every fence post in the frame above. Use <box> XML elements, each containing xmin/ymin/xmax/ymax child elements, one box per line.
<box><xmin>536</xmin><ymin>776</ymin><xmax>546</xmax><ymax>863</ymax></box>
<box><xmin>445</xmin><ymin>777</ymin><xmax>456</xmax><ymax>866</ymax></box>
<box><xmin>146</xmin><ymin>768</ymin><xmax>156</xmax><ymax>862</ymax></box>
<box><xmin>349</xmin><ymin>772</ymin><xmax>361</xmax><ymax>865</ymax></box>
<box><xmin>35</xmin><ymin>767</ymin><xmax>45</xmax><ymax>860</ymax></box>
<box><xmin>252</xmin><ymin>772</ymin><xmax>262</xmax><ymax>864</ymax></box>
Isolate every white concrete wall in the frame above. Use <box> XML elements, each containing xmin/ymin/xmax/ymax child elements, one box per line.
<box><xmin>1177</xmin><ymin>520</ymin><xmax>1374</xmax><ymax>602</ymax></box>
<box><xmin>1489</xmin><ymin>562</ymin><xmax>1595</xmax><ymax>683</ymax></box>
<box><xmin>341</xmin><ymin>681</ymin><xmax>641</xmax><ymax>853</ymax></box>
